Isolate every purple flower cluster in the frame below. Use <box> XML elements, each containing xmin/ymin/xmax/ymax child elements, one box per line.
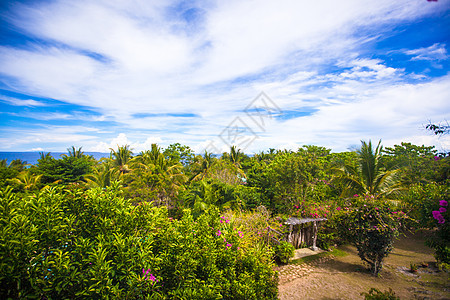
<box><xmin>432</xmin><ymin>200</ymin><xmax>448</xmax><ymax>224</ymax></box>
<box><xmin>142</xmin><ymin>268</ymin><xmax>158</xmax><ymax>282</ymax></box>
<box><xmin>220</xmin><ymin>216</ymin><xmax>229</xmax><ymax>224</ymax></box>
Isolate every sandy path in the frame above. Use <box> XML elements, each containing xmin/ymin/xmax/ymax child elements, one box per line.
<box><xmin>277</xmin><ymin>232</ymin><xmax>450</xmax><ymax>300</ymax></box>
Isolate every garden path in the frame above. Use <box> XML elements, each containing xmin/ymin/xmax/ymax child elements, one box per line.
<box><xmin>277</xmin><ymin>231</ymin><xmax>450</xmax><ymax>299</ymax></box>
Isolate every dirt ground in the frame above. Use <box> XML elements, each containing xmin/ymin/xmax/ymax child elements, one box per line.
<box><xmin>277</xmin><ymin>230</ymin><xmax>450</xmax><ymax>300</ymax></box>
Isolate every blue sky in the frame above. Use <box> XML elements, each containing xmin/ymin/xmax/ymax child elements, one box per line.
<box><xmin>0</xmin><ymin>0</ymin><xmax>449</xmax><ymax>154</ymax></box>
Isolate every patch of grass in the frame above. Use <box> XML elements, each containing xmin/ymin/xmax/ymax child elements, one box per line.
<box><xmin>290</xmin><ymin>248</ymin><xmax>348</xmax><ymax>265</ymax></box>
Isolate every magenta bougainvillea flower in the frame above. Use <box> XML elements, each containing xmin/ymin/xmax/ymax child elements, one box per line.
<box><xmin>439</xmin><ymin>207</ymin><xmax>447</xmax><ymax>213</ymax></box>
<box><xmin>439</xmin><ymin>200</ymin><xmax>448</xmax><ymax>207</ymax></box>
<box><xmin>142</xmin><ymin>268</ymin><xmax>158</xmax><ymax>282</ymax></box>
<box><xmin>432</xmin><ymin>211</ymin><xmax>442</xmax><ymax>219</ymax></box>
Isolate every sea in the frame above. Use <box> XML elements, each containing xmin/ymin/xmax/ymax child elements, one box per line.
<box><xmin>0</xmin><ymin>152</ymin><xmax>110</xmax><ymax>166</ymax></box>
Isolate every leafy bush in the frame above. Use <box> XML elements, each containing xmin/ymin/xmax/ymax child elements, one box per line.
<box><xmin>334</xmin><ymin>199</ymin><xmax>410</xmax><ymax>275</ymax></box>
<box><xmin>401</xmin><ymin>183</ymin><xmax>449</xmax><ymax>228</ymax></box>
<box><xmin>274</xmin><ymin>241</ymin><xmax>295</xmax><ymax>264</ymax></box>
<box><xmin>317</xmin><ymin>231</ymin><xmax>336</xmax><ymax>251</ymax></box>
<box><xmin>361</xmin><ymin>287</ymin><xmax>399</xmax><ymax>300</ymax></box>
<box><xmin>34</xmin><ymin>155</ymin><xmax>94</xmax><ymax>184</ymax></box>
<box><xmin>0</xmin><ymin>184</ymin><xmax>278</xmax><ymax>299</ymax></box>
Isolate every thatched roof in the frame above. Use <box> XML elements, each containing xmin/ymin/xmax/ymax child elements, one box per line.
<box><xmin>284</xmin><ymin>217</ymin><xmax>327</xmax><ymax>225</ymax></box>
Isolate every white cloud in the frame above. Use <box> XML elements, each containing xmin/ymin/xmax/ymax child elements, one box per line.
<box><xmin>0</xmin><ymin>95</ymin><xmax>47</xmax><ymax>107</ymax></box>
<box><xmin>89</xmin><ymin>133</ymin><xmax>164</xmax><ymax>153</ymax></box>
<box><xmin>405</xmin><ymin>43</ymin><xmax>448</xmax><ymax>61</ymax></box>
<box><xmin>0</xmin><ymin>0</ymin><xmax>449</xmax><ymax>152</ymax></box>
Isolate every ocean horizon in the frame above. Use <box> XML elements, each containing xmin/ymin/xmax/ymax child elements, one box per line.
<box><xmin>0</xmin><ymin>152</ymin><xmax>110</xmax><ymax>166</ymax></box>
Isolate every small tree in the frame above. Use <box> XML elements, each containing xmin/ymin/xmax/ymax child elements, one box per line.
<box><xmin>335</xmin><ymin>199</ymin><xmax>410</xmax><ymax>275</ymax></box>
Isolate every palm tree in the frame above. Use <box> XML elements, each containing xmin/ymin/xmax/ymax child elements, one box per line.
<box><xmin>39</xmin><ymin>152</ymin><xmax>52</xmax><ymax>161</ymax></box>
<box><xmin>85</xmin><ymin>160</ymin><xmax>121</xmax><ymax>188</ymax></box>
<box><xmin>130</xmin><ymin>144</ymin><xmax>186</xmax><ymax>206</ymax></box>
<box><xmin>63</xmin><ymin>146</ymin><xmax>84</xmax><ymax>158</ymax></box>
<box><xmin>131</xmin><ymin>144</ymin><xmax>164</xmax><ymax>168</ymax></box>
<box><xmin>110</xmin><ymin>145</ymin><xmax>133</xmax><ymax>174</ymax></box>
<box><xmin>333</xmin><ymin>140</ymin><xmax>403</xmax><ymax>198</ymax></box>
<box><xmin>185</xmin><ymin>180</ymin><xmax>216</xmax><ymax>217</ymax></box>
<box><xmin>229</xmin><ymin>146</ymin><xmax>243</xmax><ymax>167</ymax></box>
<box><xmin>13</xmin><ymin>171</ymin><xmax>42</xmax><ymax>191</ymax></box>
<box><xmin>191</xmin><ymin>151</ymin><xmax>216</xmax><ymax>181</ymax></box>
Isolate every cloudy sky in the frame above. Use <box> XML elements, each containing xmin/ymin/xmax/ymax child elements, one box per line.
<box><xmin>0</xmin><ymin>0</ymin><xmax>449</xmax><ymax>154</ymax></box>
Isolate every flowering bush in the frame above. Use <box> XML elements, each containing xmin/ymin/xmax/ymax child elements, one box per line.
<box><xmin>426</xmin><ymin>199</ymin><xmax>450</xmax><ymax>267</ymax></box>
<box><xmin>0</xmin><ymin>185</ymin><xmax>278</xmax><ymax>299</ymax></box>
<box><xmin>292</xmin><ymin>201</ymin><xmax>331</xmax><ymax>219</ymax></box>
<box><xmin>400</xmin><ymin>183</ymin><xmax>448</xmax><ymax>228</ymax></box>
<box><xmin>334</xmin><ymin>198</ymin><xmax>411</xmax><ymax>275</ymax></box>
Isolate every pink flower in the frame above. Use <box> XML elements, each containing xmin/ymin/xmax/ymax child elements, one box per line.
<box><xmin>216</xmin><ymin>229</ymin><xmax>222</xmax><ymax>236</ymax></box>
<box><xmin>226</xmin><ymin>243</ymin><xmax>232</xmax><ymax>248</ymax></box>
<box><xmin>439</xmin><ymin>207</ymin><xmax>446</xmax><ymax>213</ymax></box>
<box><xmin>337</xmin><ymin>207</ymin><xmax>341</xmax><ymax>211</ymax></box>
<box><xmin>432</xmin><ymin>211</ymin><xmax>442</xmax><ymax>219</ymax></box>
<box><xmin>439</xmin><ymin>200</ymin><xmax>448</xmax><ymax>207</ymax></box>
<box><xmin>143</xmin><ymin>268</ymin><xmax>152</xmax><ymax>280</ymax></box>
<box><xmin>354</xmin><ymin>194</ymin><xmax>359</xmax><ymax>197</ymax></box>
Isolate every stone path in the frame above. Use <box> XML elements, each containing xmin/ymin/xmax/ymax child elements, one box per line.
<box><xmin>290</xmin><ymin>247</ymin><xmax>325</xmax><ymax>261</ymax></box>
<box><xmin>275</xmin><ymin>253</ymin><xmax>336</xmax><ymax>285</ymax></box>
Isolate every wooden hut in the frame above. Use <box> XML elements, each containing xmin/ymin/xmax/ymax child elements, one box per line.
<box><xmin>284</xmin><ymin>217</ymin><xmax>327</xmax><ymax>250</ymax></box>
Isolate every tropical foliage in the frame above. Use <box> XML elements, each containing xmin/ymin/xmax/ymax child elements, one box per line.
<box><xmin>0</xmin><ymin>184</ymin><xmax>278</xmax><ymax>299</ymax></box>
<box><xmin>0</xmin><ymin>138</ymin><xmax>448</xmax><ymax>299</ymax></box>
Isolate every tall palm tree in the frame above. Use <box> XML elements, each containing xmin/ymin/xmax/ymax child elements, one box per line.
<box><xmin>85</xmin><ymin>160</ymin><xmax>121</xmax><ymax>188</ymax></box>
<box><xmin>110</xmin><ymin>145</ymin><xmax>133</xmax><ymax>174</ymax></box>
<box><xmin>39</xmin><ymin>152</ymin><xmax>52</xmax><ymax>161</ymax></box>
<box><xmin>333</xmin><ymin>140</ymin><xmax>403</xmax><ymax>198</ymax></box>
<box><xmin>129</xmin><ymin>144</ymin><xmax>186</xmax><ymax>206</ymax></box>
<box><xmin>63</xmin><ymin>146</ymin><xmax>84</xmax><ymax>158</ymax></box>
<box><xmin>229</xmin><ymin>146</ymin><xmax>243</xmax><ymax>168</ymax></box>
<box><xmin>191</xmin><ymin>151</ymin><xmax>216</xmax><ymax>182</ymax></box>
<box><xmin>132</xmin><ymin>144</ymin><xmax>164</xmax><ymax>168</ymax></box>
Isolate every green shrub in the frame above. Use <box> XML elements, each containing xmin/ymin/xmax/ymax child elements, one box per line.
<box><xmin>275</xmin><ymin>241</ymin><xmax>295</xmax><ymax>264</ymax></box>
<box><xmin>317</xmin><ymin>231</ymin><xmax>336</xmax><ymax>251</ymax></box>
<box><xmin>401</xmin><ymin>183</ymin><xmax>449</xmax><ymax>228</ymax></box>
<box><xmin>0</xmin><ymin>184</ymin><xmax>278</xmax><ymax>299</ymax></box>
<box><xmin>361</xmin><ymin>287</ymin><xmax>399</xmax><ymax>300</ymax></box>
